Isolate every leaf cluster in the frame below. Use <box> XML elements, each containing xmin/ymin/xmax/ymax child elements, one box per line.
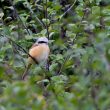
<box><xmin>0</xmin><ymin>0</ymin><xmax>110</xmax><ymax>109</ymax></box>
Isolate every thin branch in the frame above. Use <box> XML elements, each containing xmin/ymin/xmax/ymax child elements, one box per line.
<box><xmin>8</xmin><ymin>0</ymin><xmax>31</xmax><ymax>35</ymax></box>
<box><xmin>9</xmin><ymin>38</ymin><xmax>38</xmax><ymax>64</ymax></box>
<box><xmin>58</xmin><ymin>56</ymin><xmax>70</xmax><ymax>75</ymax></box>
<box><xmin>0</xmin><ymin>34</ymin><xmax>38</xmax><ymax>64</ymax></box>
<box><xmin>35</xmin><ymin>15</ymin><xmax>46</xmax><ymax>28</ymax></box>
<box><xmin>27</xmin><ymin>1</ymin><xmax>46</xmax><ymax>28</ymax></box>
<box><xmin>45</xmin><ymin>0</ymin><xmax>50</xmax><ymax>39</ymax></box>
<box><xmin>59</xmin><ymin>0</ymin><xmax>77</xmax><ymax>20</ymax></box>
<box><xmin>17</xmin><ymin>15</ymin><xmax>31</xmax><ymax>35</ymax></box>
<box><xmin>12</xmin><ymin>44</ymin><xmax>27</xmax><ymax>68</ymax></box>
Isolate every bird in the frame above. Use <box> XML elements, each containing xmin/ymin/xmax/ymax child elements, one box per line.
<box><xmin>22</xmin><ymin>37</ymin><xmax>50</xmax><ymax>80</ymax></box>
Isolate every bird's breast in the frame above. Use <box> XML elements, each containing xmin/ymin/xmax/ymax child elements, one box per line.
<box><xmin>29</xmin><ymin>44</ymin><xmax>50</xmax><ymax>63</ymax></box>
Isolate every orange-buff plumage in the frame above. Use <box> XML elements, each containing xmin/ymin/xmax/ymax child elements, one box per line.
<box><xmin>22</xmin><ymin>37</ymin><xmax>50</xmax><ymax>80</ymax></box>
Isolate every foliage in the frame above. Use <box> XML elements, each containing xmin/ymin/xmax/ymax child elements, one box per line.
<box><xmin>0</xmin><ymin>0</ymin><xmax>110</xmax><ymax>109</ymax></box>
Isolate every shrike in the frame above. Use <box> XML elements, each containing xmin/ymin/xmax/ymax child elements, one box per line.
<box><xmin>22</xmin><ymin>37</ymin><xmax>50</xmax><ymax>79</ymax></box>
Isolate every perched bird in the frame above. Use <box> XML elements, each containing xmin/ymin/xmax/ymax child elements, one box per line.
<box><xmin>22</xmin><ymin>37</ymin><xmax>50</xmax><ymax>80</ymax></box>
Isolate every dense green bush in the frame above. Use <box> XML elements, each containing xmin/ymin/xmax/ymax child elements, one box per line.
<box><xmin>0</xmin><ymin>0</ymin><xmax>110</xmax><ymax>109</ymax></box>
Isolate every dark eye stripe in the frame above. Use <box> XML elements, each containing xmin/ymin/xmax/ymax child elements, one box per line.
<box><xmin>38</xmin><ymin>41</ymin><xmax>47</xmax><ymax>44</ymax></box>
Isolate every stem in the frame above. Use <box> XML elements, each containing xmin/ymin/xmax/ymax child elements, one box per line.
<box><xmin>45</xmin><ymin>0</ymin><xmax>49</xmax><ymax>39</ymax></box>
<box><xmin>58</xmin><ymin>56</ymin><xmax>70</xmax><ymax>75</ymax></box>
<box><xmin>59</xmin><ymin>0</ymin><xmax>77</xmax><ymax>20</ymax></box>
<box><xmin>0</xmin><ymin>34</ymin><xmax>38</xmax><ymax>64</ymax></box>
<box><xmin>27</xmin><ymin>1</ymin><xmax>46</xmax><ymax>28</ymax></box>
<box><xmin>8</xmin><ymin>0</ymin><xmax>31</xmax><ymax>35</ymax></box>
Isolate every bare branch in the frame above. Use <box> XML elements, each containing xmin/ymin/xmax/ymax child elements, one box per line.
<box><xmin>59</xmin><ymin>0</ymin><xmax>77</xmax><ymax>20</ymax></box>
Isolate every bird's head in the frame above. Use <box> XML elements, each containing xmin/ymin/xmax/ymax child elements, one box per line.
<box><xmin>35</xmin><ymin>37</ymin><xmax>49</xmax><ymax>44</ymax></box>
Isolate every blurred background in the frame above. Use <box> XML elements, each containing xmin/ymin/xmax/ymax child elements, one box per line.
<box><xmin>0</xmin><ymin>0</ymin><xmax>110</xmax><ymax>109</ymax></box>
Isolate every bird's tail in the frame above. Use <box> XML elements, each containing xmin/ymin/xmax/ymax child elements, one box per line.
<box><xmin>22</xmin><ymin>63</ymin><xmax>31</xmax><ymax>80</ymax></box>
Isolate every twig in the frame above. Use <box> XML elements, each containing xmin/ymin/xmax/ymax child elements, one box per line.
<box><xmin>59</xmin><ymin>0</ymin><xmax>77</xmax><ymax>20</ymax></box>
<box><xmin>45</xmin><ymin>0</ymin><xmax>50</xmax><ymax>39</ymax></box>
<box><xmin>17</xmin><ymin>15</ymin><xmax>31</xmax><ymax>35</ymax></box>
<box><xmin>8</xmin><ymin>0</ymin><xmax>31</xmax><ymax>35</ymax></box>
<box><xmin>9</xmin><ymin>38</ymin><xmax>38</xmax><ymax>64</ymax></box>
<box><xmin>27</xmin><ymin>1</ymin><xmax>46</xmax><ymax>28</ymax></box>
<box><xmin>12</xmin><ymin>44</ymin><xmax>27</xmax><ymax>68</ymax></box>
<box><xmin>0</xmin><ymin>34</ymin><xmax>38</xmax><ymax>64</ymax></box>
<box><xmin>58</xmin><ymin>56</ymin><xmax>70</xmax><ymax>75</ymax></box>
<box><xmin>35</xmin><ymin>15</ymin><xmax>46</xmax><ymax>28</ymax></box>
